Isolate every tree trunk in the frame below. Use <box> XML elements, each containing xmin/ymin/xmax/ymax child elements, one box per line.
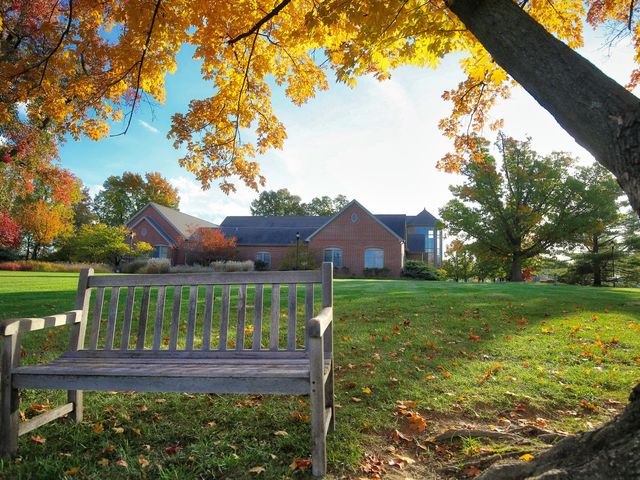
<box><xmin>446</xmin><ymin>0</ymin><xmax>640</xmax><ymax>217</ymax></box>
<box><xmin>510</xmin><ymin>253</ymin><xmax>523</xmax><ymax>282</ymax></box>
<box><xmin>477</xmin><ymin>384</ymin><xmax>640</xmax><ymax>479</ymax></box>
<box><xmin>592</xmin><ymin>234</ymin><xmax>602</xmax><ymax>287</ymax></box>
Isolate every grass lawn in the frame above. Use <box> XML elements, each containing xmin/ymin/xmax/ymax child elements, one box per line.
<box><xmin>0</xmin><ymin>272</ymin><xmax>638</xmax><ymax>479</ymax></box>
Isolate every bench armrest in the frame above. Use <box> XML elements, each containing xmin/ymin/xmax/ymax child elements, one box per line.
<box><xmin>308</xmin><ymin>307</ymin><xmax>333</xmax><ymax>338</ymax></box>
<box><xmin>0</xmin><ymin>310</ymin><xmax>83</xmax><ymax>337</ymax></box>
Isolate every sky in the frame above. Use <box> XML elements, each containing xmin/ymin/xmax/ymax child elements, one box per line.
<box><xmin>58</xmin><ymin>26</ymin><xmax>637</xmax><ymax>225</ymax></box>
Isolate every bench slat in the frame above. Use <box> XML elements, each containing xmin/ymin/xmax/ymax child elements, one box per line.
<box><xmin>152</xmin><ymin>286</ymin><xmax>167</xmax><ymax>350</ymax></box>
<box><xmin>119</xmin><ymin>287</ymin><xmax>136</xmax><ymax>350</ymax></box>
<box><xmin>104</xmin><ymin>287</ymin><xmax>120</xmax><ymax>350</ymax></box>
<box><xmin>270</xmin><ymin>284</ymin><xmax>280</xmax><ymax>351</ymax></box>
<box><xmin>202</xmin><ymin>285</ymin><xmax>214</xmax><ymax>351</ymax></box>
<box><xmin>305</xmin><ymin>283</ymin><xmax>314</xmax><ymax>350</ymax></box>
<box><xmin>88</xmin><ymin>287</ymin><xmax>105</xmax><ymax>349</ymax></box>
<box><xmin>252</xmin><ymin>284</ymin><xmax>263</xmax><ymax>351</ymax></box>
<box><xmin>169</xmin><ymin>286</ymin><xmax>182</xmax><ymax>350</ymax></box>
<box><xmin>219</xmin><ymin>285</ymin><xmax>230</xmax><ymax>351</ymax></box>
<box><xmin>235</xmin><ymin>285</ymin><xmax>247</xmax><ymax>351</ymax></box>
<box><xmin>136</xmin><ymin>286</ymin><xmax>151</xmax><ymax>350</ymax></box>
<box><xmin>288</xmin><ymin>284</ymin><xmax>297</xmax><ymax>351</ymax></box>
<box><xmin>185</xmin><ymin>286</ymin><xmax>198</xmax><ymax>350</ymax></box>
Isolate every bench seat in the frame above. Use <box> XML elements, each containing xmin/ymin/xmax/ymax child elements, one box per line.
<box><xmin>13</xmin><ymin>352</ymin><xmax>331</xmax><ymax>395</ymax></box>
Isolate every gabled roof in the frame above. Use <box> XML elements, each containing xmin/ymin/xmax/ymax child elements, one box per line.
<box><xmin>407</xmin><ymin>208</ymin><xmax>439</xmax><ymax>226</ymax></box>
<box><xmin>129</xmin><ymin>215</ymin><xmax>177</xmax><ymax>246</ymax></box>
<box><xmin>306</xmin><ymin>200</ymin><xmax>405</xmax><ymax>242</ymax></box>
<box><xmin>128</xmin><ymin>202</ymin><xmax>218</xmax><ymax>238</ymax></box>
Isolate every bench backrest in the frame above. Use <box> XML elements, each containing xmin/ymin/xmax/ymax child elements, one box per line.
<box><xmin>72</xmin><ymin>263</ymin><xmax>333</xmax><ymax>354</ymax></box>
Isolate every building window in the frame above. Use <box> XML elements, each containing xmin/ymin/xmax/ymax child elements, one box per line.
<box><xmin>364</xmin><ymin>248</ymin><xmax>384</xmax><ymax>269</ymax></box>
<box><xmin>323</xmin><ymin>248</ymin><xmax>343</xmax><ymax>267</ymax></box>
<box><xmin>415</xmin><ymin>226</ymin><xmax>435</xmax><ymax>253</ymax></box>
<box><xmin>256</xmin><ymin>252</ymin><xmax>271</xmax><ymax>269</ymax></box>
<box><xmin>153</xmin><ymin>245</ymin><xmax>169</xmax><ymax>258</ymax></box>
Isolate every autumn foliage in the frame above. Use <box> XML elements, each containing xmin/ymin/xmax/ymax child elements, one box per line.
<box><xmin>0</xmin><ymin>211</ymin><xmax>21</xmax><ymax>248</ymax></box>
<box><xmin>185</xmin><ymin>228</ymin><xmax>237</xmax><ymax>264</ymax></box>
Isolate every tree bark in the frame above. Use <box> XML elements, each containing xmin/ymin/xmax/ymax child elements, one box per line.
<box><xmin>510</xmin><ymin>253</ymin><xmax>523</xmax><ymax>281</ymax></box>
<box><xmin>592</xmin><ymin>234</ymin><xmax>602</xmax><ymax>287</ymax></box>
<box><xmin>446</xmin><ymin>0</ymin><xmax>640</xmax><ymax>217</ymax></box>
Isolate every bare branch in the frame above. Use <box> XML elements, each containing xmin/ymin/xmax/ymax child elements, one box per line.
<box><xmin>227</xmin><ymin>0</ymin><xmax>292</xmax><ymax>45</ymax></box>
<box><xmin>111</xmin><ymin>0</ymin><xmax>162</xmax><ymax>137</ymax></box>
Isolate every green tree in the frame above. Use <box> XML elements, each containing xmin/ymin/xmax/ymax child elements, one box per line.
<box><xmin>306</xmin><ymin>195</ymin><xmax>349</xmax><ymax>216</ymax></box>
<box><xmin>70</xmin><ymin>224</ymin><xmax>153</xmax><ymax>269</ymax></box>
<box><xmin>94</xmin><ymin>172</ymin><xmax>180</xmax><ymax>226</ymax></box>
<box><xmin>440</xmin><ymin>134</ymin><xmax>600</xmax><ymax>282</ymax></box>
<box><xmin>73</xmin><ymin>186</ymin><xmax>98</xmax><ymax>229</ymax></box>
<box><xmin>572</xmin><ymin>164</ymin><xmax>623</xmax><ymax>286</ymax></box>
<box><xmin>250</xmin><ymin>189</ymin><xmax>306</xmax><ymax>216</ymax></box>
<box><xmin>442</xmin><ymin>239</ymin><xmax>475</xmax><ymax>282</ymax></box>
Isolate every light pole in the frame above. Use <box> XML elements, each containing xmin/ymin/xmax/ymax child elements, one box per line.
<box><xmin>295</xmin><ymin>231</ymin><xmax>300</xmax><ymax>270</ymax></box>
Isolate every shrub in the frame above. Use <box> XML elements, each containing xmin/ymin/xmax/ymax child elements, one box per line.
<box><xmin>141</xmin><ymin>258</ymin><xmax>171</xmax><ymax>274</ymax></box>
<box><xmin>169</xmin><ymin>263</ymin><xmax>212</xmax><ymax>273</ymax></box>
<box><xmin>254</xmin><ymin>259</ymin><xmax>269</xmax><ymax>271</ymax></box>
<box><xmin>0</xmin><ymin>260</ymin><xmax>111</xmax><ymax>273</ymax></box>
<box><xmin>402</xmin><ymin>260</ymin><xmax>441</xmax><ymax>280</ymax></box>
<box><xmin>211</xmin><ymin>260</ymin><xmax>254</xmax><ymax>272</ymax></box>
<box><xmin>121</xmin><ymin>259</ymin><xmax>148</xmax><ymax>274</ymax></box>
<box><xmin>363</xmin><ymin>267</ymin><xmax>391</xmax><ymax>278</ymax></box>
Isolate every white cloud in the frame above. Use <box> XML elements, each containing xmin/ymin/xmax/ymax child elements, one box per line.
<box><xmin>138</xmin><ymin>120</ymin><xmax>159</xmax><ymax>134</ymax></box>
<box><xmin>170</xmin><ymin>175</ymin><xmax>255</xmax><ymax>224</ymax></box>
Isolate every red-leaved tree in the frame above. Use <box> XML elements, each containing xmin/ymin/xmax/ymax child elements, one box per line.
<box><xmin>0</xmin><ymin>211</ymin><xmax>22</xmax><ymax>249</ymax></box>
<box><xmin>184</xmin><ymin>228</ymin><xmax>237</xmax><ymax>265</ymax></box>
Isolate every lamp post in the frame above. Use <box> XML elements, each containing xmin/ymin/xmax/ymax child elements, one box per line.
<box><xmin>295</xmin><ymin>231</ymin><xmax>300</xmax><ymax>270</ymax></box>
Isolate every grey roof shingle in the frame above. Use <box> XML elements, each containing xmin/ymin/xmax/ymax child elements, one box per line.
<box><xmin>407</xmin><ymin>208</ymin><xmax>439</xmax><ymax>226</ymax></box>
<box><xmin>147</xmin><ymin>203</ymin><xmax>218</xmax><ymax>237</ymax></box>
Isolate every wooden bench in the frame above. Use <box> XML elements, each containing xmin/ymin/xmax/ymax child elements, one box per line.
<box><xmin>0</xmin><ymin>262</ymin><xmax>335</xmax><ymax>476</ymax></box>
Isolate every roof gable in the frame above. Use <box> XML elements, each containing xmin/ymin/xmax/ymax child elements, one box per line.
<box><xmin>306</xmin><ymin>200</ymin><xmax>404</xmax><ymax>242</ymax></box>
<box><xmin>407</xmin><ymin>208</ymin><xmax>440</xmax><ymax>226</ymax></box>
<box><xmin>127</xmin><ymin>203</ymin><xmax>218</xmax><ymax>238</ymax></box>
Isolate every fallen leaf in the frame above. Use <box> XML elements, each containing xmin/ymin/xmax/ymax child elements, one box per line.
<box><xmin>463</xmin><ymin>465</ymin><xmax>482</xmax><ymax>477</ymax></box>
<box><xmin>116</xmin><ymin>459</ymin><xmax>128</xmax><ymax>467</ymax></box>
<box><xmin>92</xmin><ymin>423</ymin><xmax>104</xmax><ymax>434</ymax></box>
<box><xmin>391</xmin><ymin>429</ymin><xmax>412</xmax><ymax>443</ymax></box>
<box><xmin>138</xmin><ymin>455</ymin><xmax>149</xmax><ymax>468</ymax></box>
<box><xmin>362</xmin><ymin>387</ymin><xmax>372</xmax><ymax>395</ymax></box>
<box><xmin>164</xmin><ymin>444</ymin><xmax>183</xmax><ymax>455</ymax></box>
<box><xmin>132</xmin><ymin>428</ymin><xmax>141</xmax><ymax>436</ymax></box>
<box><xmin>63</xmin><ymin>466</ymin><xmax>80</xmax><ymax>476</ymax></box>
<box><xmin>274</xmin><ymin>430</ymin><xmax>288</xmax><ymax>436</ymax></box>
<box><xmin>96</xmin><ymin>458</ymin><xmax>109</xmax><ymax>467</ymax></box>
<box><xmin>30</xmin><ymin>435</ymin><xmax>46</xmax><ymax>444</ymax></box>
<box><xmin>112</xmin><ymin>427</ymin><xmax>124</xmax><ymax>434</ymax></box>
<box><xmin>248</xmin><ymin>466</ymin><xmax>266</xmax><ymax>474</ymax></box>
<box><xmin>519</xmin><ymin>453</ymin><xmax>535</xmax><ymax>462</ymax></box>
<box><xmin>290</xmin><ymin>458</ymin><xmax>312</xmax><ymax>471</ymax></box>
<box><xmin>351</xmin><ymin>397</ymin><xmax>362</xmax><ymax>403</ymax></box>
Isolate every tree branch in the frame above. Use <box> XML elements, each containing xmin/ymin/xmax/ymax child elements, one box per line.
<box><xmin>111</xmin><ymin>0</ymin><xmax>162</xmax><ymax>137</ymax></box>
<box><xmin>227</xmin><ymin>0</ymin><xmax>292</xmax><ymax>45</ymax></box>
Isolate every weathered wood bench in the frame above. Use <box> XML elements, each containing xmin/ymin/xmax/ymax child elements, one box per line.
<box><xmin>0</xmin><ymin>262</ymin><xmax>335</xmax><ymax>476</ymax></box>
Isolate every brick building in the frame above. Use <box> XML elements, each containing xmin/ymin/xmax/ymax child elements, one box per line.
<box><xmin>126</xmin><ymin>202</ymin><xmax>218</xmax><ymax>265</ymax></box>
<box><xmin>126</xmin><ymin>200</ymin><xmax>443</xmax><ymax>277</ymax></box>
<box><xmin>221</xmin><ymin>200</ymin><xmax>443</xmax><ymax>277</ymax></box>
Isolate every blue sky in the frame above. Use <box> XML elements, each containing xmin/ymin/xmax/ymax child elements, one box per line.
<box><xmin>59</xmin><ymin>27</ymin><xmax>637</xmax><ymax>224</ymax></box>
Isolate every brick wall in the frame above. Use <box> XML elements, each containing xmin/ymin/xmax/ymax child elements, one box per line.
<box><xmin>127</xmin><ymin>206</ymin><xmax>183</xmax><ymax>264</ymax></box>
<box><xmin>308</xmin><ymin>203</ymin><xmax>404</xmax><ymax>277</ymax></box>
<box><xmin>236</xmin><ymin>245</ymin><xmax>294</xmax><ymax>270</ymax></box>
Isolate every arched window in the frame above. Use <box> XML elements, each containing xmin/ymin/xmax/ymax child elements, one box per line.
<box><xmin>256</xmin><ymin>252</ymin><xmax>271</xmax><ymax>269</ymax></box>
<box><xmin>364</xmin><ymin>248</ymin><xmax>384</xmax><ymax>269</ymax></box>
<box><xmin>323</xmin><ymin>248</ymin><xmax>343</xmax><ymax>267</ymax></box>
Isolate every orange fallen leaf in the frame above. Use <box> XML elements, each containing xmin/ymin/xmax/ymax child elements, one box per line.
<box><xmin>115</xmin><ymin>459</ymin><xmax>128</xmax><ymax>467</ymax></box>
<box><xmin>92</xmin><ymin>423</ymin><xmax>104</xmax><ymax>434</ymax></box>
<box><xmin>290</xmin><ymin>458</ymin><xmax>312</xmax><ymax>471</ymax></box>
<box><xmin>138</xmin><ymin>455</ymin><xmax>150</xmax><ymax>468</ymax></box>
<box><xmin>248</xmin><ymin>466</ymin><xmax>266</xmax><ymax>474</ymax></box>
<box><xmin>63</xmin><ymin>466</ymin><xmax>80</xmax><ymax>476</ymax></box>
<box><xmin>30</xmin><ymin>435</ymin><xmax>46</xmax><ymax>444</ymax></box>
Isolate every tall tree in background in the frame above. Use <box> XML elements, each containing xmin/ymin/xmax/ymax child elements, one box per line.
<box><xmin>573</xmin><ymin>164</ymin><xmax>623</xmax><ymax>286</ymax></box>
<box><xmin>2</xmin><ymin>1</ymin><xmax>640</xmax><ymax>214</ymax></box>
<box><xmin>94</xmin><ymin>171</ymin><xmax>180</xmax><ymax>226</ymax></box>
<box><xmin>250</xmin><ymin>189</ymin><xmax>306</xmax><ymax>216</ymax></box>
<box><xmin>440</xmin><ymin>135</ymin><xmax>601</xmax><ymax>281</ymax></box>
<box><xmin>442</xmin><ymin>239</ymin><xmax>475</xmax><ymax>282</ymax></box>
<box><xmin>250</xmin><ymin>189</ymin><xmax>349</xmax><ymax>216</ymax></box>
<box><xmin>73</xmin><ymin>186</ymin><xmax>98</xmax><ymax>229</ymax></box>
<box><xmin>306</xmin><ymin>195</ymin><xmax>349</xmax><ymax>216</ymax></box>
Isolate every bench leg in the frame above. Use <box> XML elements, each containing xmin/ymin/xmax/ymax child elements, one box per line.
<box><xmin>67</xmin><ymin>390</ymin><xmax>83</xmax><ymax>423</ymax></box>
<box><xmin>1</xmin><ymin>335</ymin><xmax>19</xmax><ymax>457</ymax></box>
<box><xmin>325</xmin><ymin>362</ymin><xmax>335</xmax><ymax>433</ymax></box>
<box><xmin>310</xmin><ymin>378</ymin><xmax>327</xmax><ymax>477</ymax></box>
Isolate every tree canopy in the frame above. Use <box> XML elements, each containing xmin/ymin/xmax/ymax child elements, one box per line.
<box><xmin>250</xmin><ymin>189</ymin><xmax>348</xmax><ymax>216</ymax></box>
<box><xmin>94</xmin><ymin>171</ymin><xmax>180</xmax><ymax>226</ymax></box>
<box><xmin>2</xmin><ymin>1</ymin><xmax>639</xmax><ymax>212</ymax></box>
<box><xmin>440</xmin><ymin>134</ymin><xmax>609</xmax><ymax>281</ymax></box>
